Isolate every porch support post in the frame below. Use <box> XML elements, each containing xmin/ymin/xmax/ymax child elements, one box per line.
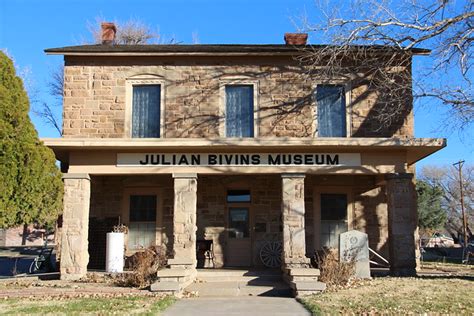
<box><xmin>281</xmin><ymin>173</ymin><xmax>310</xmax><ymax>268</ymax></box>
<box><xmin>171</xmin><ymin>173</ymin><xmax>198</xmax><ymax>266</ymax></box>
<box><xmin>281</xmin><ymin>173</ymin><xmax>325</xmax><ymax>296</ymax></box>
<box><xmin>60</xmin><ymin>173</ymin><xmax>91</xmax><ymax>280</ymax></box>
<box><xmin>385</xmin><ymin>173</ymin><xmax>418</xmax><ymax>276</ymax></box>
<box><xmin>152</xmin><ymin>173</ymin><xmax>198</xmax><ymax>295</ymax></box>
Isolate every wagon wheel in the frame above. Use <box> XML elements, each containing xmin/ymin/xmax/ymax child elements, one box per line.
<box><xmin>260</xmin><ymin>241</ymin><xmax>282</xmax><ymax>268</ymax></box>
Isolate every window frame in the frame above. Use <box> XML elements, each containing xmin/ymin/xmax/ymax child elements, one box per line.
<box><xmin>225</xmin><ymin>186</ymin><xmax>253</xmax><ymax>240</ymax></box>
<box><xmin>219</xmin><ymin>79</ymin><xmax>259</xmax><ymax>138</ymax></box>
<box><xmin>313</xmin><ymin>82</ymin><xmax>352</xmax><ymax>138</ymax></box>
<box><xmin>313</xmin><ymin>186</ymin><xmax>353</xmax><ymax>251</ymax></box>
<box><xmin>121</xmin><ymin>187</ymin><xmax>163</xmax><ymax>254</ymax></box>
<box><xmin>125</xmin><ymin>76</ymin><xmax>165</xmax><ymax>138</ymax></box>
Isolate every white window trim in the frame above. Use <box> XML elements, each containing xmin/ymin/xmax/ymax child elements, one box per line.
<box><xmin>125</xmin><ymin>76</ymin><xmax>165</xmax><ymax>138</ymax></box>
<box><xmin>313</xmin><ymin>186</ymin><xmax>353</xmax><ymax>251</ymax></box>
<box><xmin>313</xmin><ymin>81</ymin><xmax>352</xmax><ymax>137</ymax></box>
<box><xmin>219</xmin><ymin>79</ymin><xmax>259</xmax><ymax>138</ymax></box>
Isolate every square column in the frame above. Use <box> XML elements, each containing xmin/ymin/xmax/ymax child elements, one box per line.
<box><xmin>281</xmin><ymin>174</ymin><xmax>310</xmax><ymax>268</ymax></box>
<box><xmin>60</xmin><ymin>174</ymin><xmax>91</xmax><ymax>280</ymax></box>
<box><xmin>281</xmin><ymin>174</ymin><xmax>325</xmax><ymax>296</ymax></box>
<box><xmin>385</xmin><ymin>173</ymin><xmax>418</xmax><ymax>276</ymax></box>
<box><xmin>171</xmin><ymin>173</ymin><xmax>198</xmax><ymax>265</ymax></box>
<box><xmin>152</xmin><ymin>173</ymin><xmax>198</xmax><ymax>295</ymax></box>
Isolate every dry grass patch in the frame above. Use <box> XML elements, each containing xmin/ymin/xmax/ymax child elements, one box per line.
<box><xmin>315</xmin><ymin>248</ymin><xmax>356</xmax><ymax>290</ymax></box>
<box><xmin>0</xmin><ymin>295</ymin><xmax>175</xmax><ymax>315</ymax></box>
<box><xmin>115</xmin><ymin>246</ymin><xmax>167</xmax><ymax>288</ymax></box>
<box><xmin>301</xmin><ymin>277</ymin><xmax>474</xmax><ymax>315</ymax></box>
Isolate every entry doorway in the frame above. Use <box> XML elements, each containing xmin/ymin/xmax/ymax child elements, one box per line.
<box><xmin>225</xmin><ymin>190</ymin><xmax>253</xmax><ymax>267</ymax></box>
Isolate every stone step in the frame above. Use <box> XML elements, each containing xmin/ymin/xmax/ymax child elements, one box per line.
<box><xmin>196</xmin><ymin>269</ymin><xmax>281</xmax><ymax>277</ymax></box>
<box><xmin>196</xmin><ymin>269</ymin><xmax>282</xmax><ymax>282</ymax></box>
<box><xmin>196</xmin><ymin>275</ymin><xmax>282</xmax><ymax>282</ymax></box>
<box><xmin>185</xmin><ymin>281</ymin><xmax>292</xmax><ymax>297</ymax></box>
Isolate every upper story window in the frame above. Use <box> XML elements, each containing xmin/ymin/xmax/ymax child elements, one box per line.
<box><xmin>132</xmin><ymin>85</ymin><xmax>161</xmax><ymax>138</ymax></box>
<box><xmin>225</xmin><ymin>85</ymin><xmax>254</xmax><ymax>137</ymax></box>
<box><xmin>316</xmin><ymin>85</ymin><xmax>348</xmax><ymax>137</ymax></box>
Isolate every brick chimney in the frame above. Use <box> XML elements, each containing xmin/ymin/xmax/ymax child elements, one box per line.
<box><xmin>284</xmin><ymin>33</ymin><xmax>308</xmax><ymax>45</ymax></box>
<box><xmin>101</xmin><ymin>22</ymin><xmax>116</xmax><ymax>45</ymax></box>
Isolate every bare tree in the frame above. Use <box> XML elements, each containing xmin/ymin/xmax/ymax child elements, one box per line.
<box><xmin>300</xmin><ymin>0</ymin><xmax>473</xmax><ymax>133</ymax></box>
<box><xmin>37</xmin><ymin>18</ymin><xmax>182</xmax><ymax>134</ymax></box>
<box><xmin>34</xmin><ymin>65</ymin><xmax>63</xmax><ymax>135</ymax></box>
<box><xmin>420</xmin><ymin>164</ymin><xmax>473</xmax><ymax>242</ymax></box>
<box><xmin>86</xmin><ymin>17</ymin><xmax>177</xmax><ymax>44</ymax></box>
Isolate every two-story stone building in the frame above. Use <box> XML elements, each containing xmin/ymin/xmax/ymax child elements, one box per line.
<box><xmin>43</xmin><ymin>24</ymin><xmax>445</xmax><ymax>295</ymax></box>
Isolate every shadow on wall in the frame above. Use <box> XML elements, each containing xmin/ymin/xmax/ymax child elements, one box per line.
<box><xmin>67</xmin><ymin>55</ymin><xmax>412</xmax><ymax>139</ymax></box>
<box><xmin>354</xmin><ymin>184</ymin><xmax>390</xmax><ymax>262</ymax></box>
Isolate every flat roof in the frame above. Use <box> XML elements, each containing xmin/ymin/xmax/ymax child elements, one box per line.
<box><xmin>44</xmin><ymin>44</ymin><xmax>431</xmax><ymax>56</ymax></box>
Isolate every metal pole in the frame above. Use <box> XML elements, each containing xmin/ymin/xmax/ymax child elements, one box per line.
<box><xmin>453</xmin><ymin>160</ymin><xmax>468</xmax><ymax>256</ymax></box>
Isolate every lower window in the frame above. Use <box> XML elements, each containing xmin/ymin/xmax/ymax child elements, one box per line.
<box><xmin>320</xmin><ymin>193</ymin><xmax>348</xmax><ymax>249</ymax></box>
<box><xmin>128</xmin><ymin>195</ymin><xmax>157</xmax><ymax>249</ymax></box>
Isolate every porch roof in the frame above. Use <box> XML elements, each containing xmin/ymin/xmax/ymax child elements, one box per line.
<box><xmin>42</xmin><ymin>137</ymin><xmax>445</xmax><ymax>166</ymax></box>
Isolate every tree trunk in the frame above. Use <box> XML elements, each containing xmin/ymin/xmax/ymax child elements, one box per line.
<box><xmin>21</xmin><ymin>223</ymin><xmax>28</xmax><ymax>246</ymax></box>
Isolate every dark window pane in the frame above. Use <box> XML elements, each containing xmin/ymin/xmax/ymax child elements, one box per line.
<box><xmin>132</xmin><ymin>85</ymin><xmax>161</xmax><ymax>138</ymax></box>
<box><xmin>320</xmin><ymin>194</ymin><xmax>347</xmax><ymax>221</ymax></box>
<box><xmin>227</xmin><ymin>190</ymin><xmax>251</xmax><ymax>203</ymax></box>
<box><xmin>316</xmin><ymin>85</ymin><xmax>346</xmax><ymax>137</ymax></box>
<box><xmin>228</xmin><ymin>208</ymin><xmax>249</xmax><ymax>238</ymax></box>
<box><xmin>225</xmin><ymin>85</ymin><xmax>254</xmax><ymax>137</ymax></box>
<box><xmin>129</xmin><ymin>195</ymin><xmax>157</xmax><ymax>222</ymax></box>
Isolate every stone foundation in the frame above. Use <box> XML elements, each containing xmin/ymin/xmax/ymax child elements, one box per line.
<box><xmin>283</xmin><ymin>268</ymin><xmax>326</xmax><ymax>296</ymax></box>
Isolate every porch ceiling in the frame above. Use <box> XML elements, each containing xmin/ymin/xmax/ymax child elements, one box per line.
<box><xmin>42</xmin><ymin>137</ymin><xmax>446</xmax><ymax>166</ymax></box>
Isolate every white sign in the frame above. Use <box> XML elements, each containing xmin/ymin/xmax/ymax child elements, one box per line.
<box><xmin>117</xmin><ymin>153</ymin><xmax>361</xmax><ymax>167</ymax></box>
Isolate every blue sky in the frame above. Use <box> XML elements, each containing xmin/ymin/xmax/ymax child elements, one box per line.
<box><xmin>1</xmin><ymin>0</ymin><xmax>472</xmax><ymax>168</ymax></box>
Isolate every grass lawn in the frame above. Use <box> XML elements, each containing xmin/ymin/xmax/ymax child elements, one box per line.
<box><xmin>0</xmin><ymin>295</ymin><xmax>175</xmax><ymax>315</ymax></box>
<box><xmin>301</xmin><ymin>277</ymin><xmax>474</xmax><ymax>315</ymax></box>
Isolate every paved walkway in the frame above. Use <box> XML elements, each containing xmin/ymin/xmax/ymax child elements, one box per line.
<box><xmin>162</xmin><ymin>297</ymin><xmax>311</xmax><ymax>316</ymax></box>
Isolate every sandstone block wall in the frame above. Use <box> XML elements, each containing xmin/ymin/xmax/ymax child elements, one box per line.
<box><xmin>197</xmin><ymin>175</ymin><xmax>283</xmax><ymax>267</ymax></box>
<box><xmin>89</xmin><ymin>175</ymin><xmax>174</xmax><ymax>254</ymax></box>
<box><xmin>88</xmin><ymin>174</ymin><xmax>390</xmax><ymax>266</ymax></box>
<box><xmin>62</xmin><ymin>56</ymin><xmax>413</xmax><ymax>138</ymax></box>
<box><xmin>305</xmin><ymin>175</ymin><xmax>389</xmax><ymax>259</ymax></box>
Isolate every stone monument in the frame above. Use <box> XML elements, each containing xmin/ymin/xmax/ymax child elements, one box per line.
<box><xmin>340</xmin><ymin>230</ymin><xmax>370</xmax><ymax>278</ymax></box>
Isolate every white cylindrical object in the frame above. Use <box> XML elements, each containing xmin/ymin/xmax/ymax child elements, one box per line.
<box><xmin>106</xmin><ymin>232</ymin><xmax>124</xmax><ymax>273</ymax></box>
